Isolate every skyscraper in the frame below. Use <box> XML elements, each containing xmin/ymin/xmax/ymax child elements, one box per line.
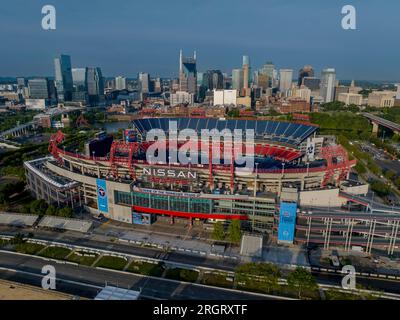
<box><xmin>54</xmin><ymin>54</ymin><xmax>73</xmax><ymax>102</ymax></box>
<box><xmin>179</xmin><ymin>50</ymin><xmax>197</xmax><ymax>95</ymax></box>
<box><xmin>255</xmin><ymin>71</ymin><xmax>268</xmax><ymax>90</ymax></box>
<box><xmin>232</xmin><ymin>69</ymin><xmax>244</xmax><ymax>91</ymax></box>
<box><xmin>72</xmin><ymin>68</ymin><xmax>87</xmax><ymax>89</ymax></box>
<box><xmin>115</xmin><ymin>76</ymin><xmax>127</xmax><ymax>90</ymax></box>
<box><xmin>261</xmin><ymin>62</ymin><xmax>275</xmax><ymax>88</ymax></box>
<box><xmin>202</xmin><ymin>70</ymin><xmax>224</xmax><ymax>91</ymax></box>
<box><xmin>298</xmin><ymin>65</ymin><xmax>315</xmax><ymax>86</ymax></box>
<box><xmin>320</xmin><ymin>68</ymin><xmax>336</xmax><ymax>103</ymax></box>
<box><xmin>86</xmin><ymin>67</ymin><xmax>104</xmax><ymax>106</ymax></box>
<box><xmin>279</xmin><ymin>69</ymin><xmax>293</xmax><ymax>93</ymax></box>
<box><xmin>28</xmin><ymin>78</ymin><xmax>57</xmax><ymax>103</ymax></box>
<box><xmin>139</xmin><ymin>73</ymin><xmax>150</xmax><ymax>94</ymax></box>
<box><xmin>242</xmin><ymin>55</ymin><xmax>251</xmax><ymax>92</ymax></box>
<box><xmin>72</xmin><ymin>68</ymin><xmax>88</xmax><ymax>104</ymax></box>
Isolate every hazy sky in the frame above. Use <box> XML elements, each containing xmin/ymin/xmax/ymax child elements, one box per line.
<box><xmin>1</xmin><ymin>0</ymin><xmax>399</xmax><ymax>80</ymax></box>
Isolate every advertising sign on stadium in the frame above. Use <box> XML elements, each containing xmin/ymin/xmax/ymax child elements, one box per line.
<box><xmin>96</xmin><ymin>179</ymin><xmax>109</xmax><ymax>213</ymax></box>
<box><xmin>306</xmin><ymin>139</ymin><xmax>316</xmax><ymax>162</ymax></box>
<box><xmin>124</xmin><ymin>129</ymin><xmax>136</xmax><ymax>143</ymax></box>
<box><xmin>277</xmin><ymin>202</ymin><xmax>297</xmax><ymax>244</ymax></box>
<box><xmin>142</xmin><ymin>168</ymin><xmax>198</xmax><ymax>180</ymax></box>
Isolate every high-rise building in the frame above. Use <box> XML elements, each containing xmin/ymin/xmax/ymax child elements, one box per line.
<box><xmin>396</xmin><ymin>84</ymin><xmax>400</xmax><ymax>100</ymax></box>
<box><xmin>202</xmin><ymin>70</ymin><xmax>224</xmax><ymax>91</ymax></box>
<box><xmin>279</xmin><ymin>69</ymin><xmax>293</xmax><ymax>93</ymax></box>
<box><xmin>320</xmin><ymin>68</ymin><xmax>336</xmax><ymax>103</ymax></box>
<box><xmin>28</xmin><ymin>78</ymin><xmax>56</xmax><ymax>100</ymax></box>
<box><xmin>115</xmin><ymin>76</ymin><xmax>127</xmax><ymax>90</ymax></box>
<box><xmin>54</xmin><ymin>54</ymin><xmax>73</xmax><ymax>102</ymax></box>
<box><xmin>261</xmin><ymin>62</ymin><xmax>275</xmax><ymax>88</ymax></box>
<box><xmin>255</xmin><ymin>71</ymin><xmax>269</xmax><ymax>90</ymax></box>
<box><xmin>139</xmin><ymin>73</ymin><xmax>150</xmax><ymax>94</ymax></box>
<box><xmin>242</xmin><ymin>55</ymin><xmax>251</xmax><ymax>93</ymax></box>
<box><xmin>71</xmin><ymin>68</ymin><xmax>88</xmax><ymax>104</ymax></box>
<box><xmin>86</xmin><ymin>67</ymin><xmax>104</xmax><ymax>106</ymax></box>
<box><xmin>298</xmin><ymin>65</ymin><xmax>314</xmax><ymax>86</ymax></box>
<box><xmin>303</xmin><ymin>77</ymin><xmax>320</xmax><ymax>91</ymax></box>
<box><xmin>334</xmin><ymin>85</ymin><xmax>349</xmax><ymax>101</ymax></box>
<box><xmin>213</xmin><ymin>90</ymin><xmax>237</xmax><ymax>106</ymax></box>
<box><xmin>232</xmin><ymin>69</ymin><xmax>244</xmax><ymax>91</ymax></box>
<box><xmin>153</xmin><ymin>78</ymin><xmax>162</xmax><ymax>93</ymax></box>
<box><xmin>179</xmin><ymin>50</ymin><xmax>197</xmax><ymax>95</ymax></box>
<box><xmin>170</xmin><ymin>91</ymin><xmax>194</xmax><ymax>106</ymax></box>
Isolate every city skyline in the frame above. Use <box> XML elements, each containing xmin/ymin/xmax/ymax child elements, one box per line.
<box><xmin>1</xmin><ymin>0</ymin><xmax>399</xmax><ymax>81</ymax></box>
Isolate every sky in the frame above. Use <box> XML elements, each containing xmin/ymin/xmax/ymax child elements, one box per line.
<box><xmin>1</xmin><ymin>0</ymin><xmax>399</xmax><ymax>81</ymax></box>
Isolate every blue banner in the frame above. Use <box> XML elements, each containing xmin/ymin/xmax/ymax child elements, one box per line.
<box><xmin>277</xmin><ymin>202</ymin><xmax>297</xmax><ymax>243</ymax></box>
<box><xmin>96</xmin><ymin>179</ymin><xmax>109</xmax><ymax>213</ymax></box>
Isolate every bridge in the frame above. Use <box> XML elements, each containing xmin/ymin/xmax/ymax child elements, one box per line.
<box><xmin>0</xmin><ymin>121</ymin><xmax>36</xmax><ymax>139</ymax></box>
<box><xmin>340</xmin><ymin>191</ymin><xmax>400</xmax><ymax>214</ymax></box>
<box><xmin>362</xmin><ymin>113</ymin><xmax>400</xmax><ymax>134</ymax></box>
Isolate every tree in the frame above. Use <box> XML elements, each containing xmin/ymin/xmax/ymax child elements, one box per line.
<box><xmin>57</xmin><ymin>207</ymin><xmax>73</xmax><ymax>218</ymax></box>
<box><xmin>212</xmin><ymin>221</ymin><xmax>225</xmax><ymax>241</ymax></box>
<box><xmin>227</xmin><ymin>108</ymin><xmax>240</xmax><ymax>118</ymax></box>
<box><xmin>235</xmin><ymin>263</ymin><xmax>281</xmax><ymax>293</ymax></box>
<box><xmin>287</xmin><ymin>267</ymin><xmax>318</xmax><ymax>299</ymax></box>
<box><xmin>30</xmin><ymin>199</ymin><xmax>48</xmax><ymax>216</ymax></box>
<box><xmin>228</xmin><ymin>220</ymin><xmax>242</xmax><ymax>244</ymax></box>
<box><xmin>45</xmin><ymin>205</ymin><xmax>57</xmax><ymax>216</ymax></box>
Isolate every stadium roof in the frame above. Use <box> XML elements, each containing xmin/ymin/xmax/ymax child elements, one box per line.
<box><xmin>132</xmin><ymin>118</ymin><xmax>318</xmax><ymax>146</ymax></box>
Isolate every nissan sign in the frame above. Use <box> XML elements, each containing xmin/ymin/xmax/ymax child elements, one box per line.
<box><xmin>142</xmin><ymin>167</ymin><xmax>198</xmax><ymax>180</ymax></box>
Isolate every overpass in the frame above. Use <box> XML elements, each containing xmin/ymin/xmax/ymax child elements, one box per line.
<box><xmin>362</xmin><ymin>113</ymin><xmax>400</xmax><ymax>134</ymax></box>
<box><xmin>340</xmin><ymin>191</ymin><xmax>400</xmax><ymax>214</ymax></box>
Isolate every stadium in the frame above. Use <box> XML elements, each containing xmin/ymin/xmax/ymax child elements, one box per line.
<box><xmin>24</xmin><ymin>117</ymin><xmax>400</xmax><ymax>253</ymax></box>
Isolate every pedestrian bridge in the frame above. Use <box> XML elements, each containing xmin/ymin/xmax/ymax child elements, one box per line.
<box><xmin>0</xmin><ymin>121</ymin><xmax>36</xmax><ymax>138</ymax></box>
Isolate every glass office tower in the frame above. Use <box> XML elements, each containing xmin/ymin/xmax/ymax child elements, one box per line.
<box><xmin>54</xmin><ymin>54</ymin><xmax>73</xmax><ymax>102</ymax></box>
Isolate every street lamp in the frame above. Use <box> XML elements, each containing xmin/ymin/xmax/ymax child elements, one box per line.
<box><xmin>282</xmin><ymin>162</ymin><xmax>286</xmax><ymax>175</ymax></box>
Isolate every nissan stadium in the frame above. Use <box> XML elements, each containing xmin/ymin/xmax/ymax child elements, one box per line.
<box><xmin>24</xmin><ymin>117</ymin><xmax>400</xmax><ymax>253</ymax></box>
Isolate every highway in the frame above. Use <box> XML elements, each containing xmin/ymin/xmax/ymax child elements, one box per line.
<box><xmin>0</xmin><ymin>251</ymin><xmax>275</xmax><ymax>300</ymax></box>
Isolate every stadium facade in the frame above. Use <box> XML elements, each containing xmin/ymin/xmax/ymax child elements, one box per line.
<box><xmin>24</xmin><ymin>117</ymin><xmax>400</xmax><ymax>254</ymax></box>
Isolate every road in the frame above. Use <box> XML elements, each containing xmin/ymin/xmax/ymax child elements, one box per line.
<box><xmin>1</xmin><ymin>226</ymin><xmax>400</xmax><ymax>296</ymax></box>
<box><xmin>0</xmin><ymin>251</ymin><xmax>275</xmax><ymax>300</ymax></box>
<box><xmin>0</xmin><ymin>226</ymin><xmax>239</xmax><ymax>271</ymax></box>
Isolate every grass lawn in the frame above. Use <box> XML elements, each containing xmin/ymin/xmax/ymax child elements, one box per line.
<box><xmin>38</xmin><ymin>247</ymin><xmax>72</xmax><ymax>260</ymax></box>
<box><xmin>201</xmin><ymin>273</ymin><xmax>234</xmax><ymax>289</ymax></box>
<box><xmin>272</xmin><ymin>285</ymin><xmax>320</xmax><ymax>300</ymax></box>
<box><xmin>0</xmin><ymin>239</ymin><xmax>9</xmax><ymax>248</ymax></box>
<box><xmin>325</xmin><ymin>289</ymin><xmax>361</xmax><ymax>300</ymax></box>
<box><xmin>67</xmin><ymin>251</ymin><xmax>99</xmax><ymax>266</ymax></box>
<box><xmin>15</xmin><ymin>243</ymin><xmax>46</xmax><ymax>255</ymax></box>
<box><xmin>127</xmin><ymin>261</ymin><xmax>165</xmax><ymax>277</ymax></box>
<box><xmin>165</xmin><ymin>268</ymin><xmax>199</xmax><ymax>283</ymax></box>
<box><xmin>95</xmin><ymin>256</ymin><xmax>128</xmax><ymax>270</ymax></box>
